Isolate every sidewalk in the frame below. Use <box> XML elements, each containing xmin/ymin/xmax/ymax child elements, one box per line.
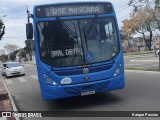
<box><xmin>0</xmin><ymin>77</ymin><xmax>15</xmax><ymax>120</ymax></box>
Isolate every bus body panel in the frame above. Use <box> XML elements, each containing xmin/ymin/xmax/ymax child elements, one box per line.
<box><xmin>33</xmin><ymin>1</ymin><xmax>125</xmax><ymax>100</ymax></box>
<box><xmin>41</xmin><ymin>73</ymin><xmax>124</xmax><ymax>100</ymax></box>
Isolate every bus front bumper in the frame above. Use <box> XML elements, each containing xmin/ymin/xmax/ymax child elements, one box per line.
<box><xmin>40</xmin><ymin>74</ymin><xmax>125</xmax><ymax>100</ymax></box>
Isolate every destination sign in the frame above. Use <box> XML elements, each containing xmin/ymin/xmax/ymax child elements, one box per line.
<box><xmin>36</xmin><ymin>3</ymin><xmax>113</xmax><ymax>17</ymax></box>
<box><xmin>50</xmin><ymin>48</ymin><xmax>81</xmax><ymax>58</ymax></box>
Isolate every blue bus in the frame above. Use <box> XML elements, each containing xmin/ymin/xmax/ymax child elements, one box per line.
<box><xmin>26</xmin><ymin>1</ymin><xmax>125</xmax><ymax>100</ymax></box>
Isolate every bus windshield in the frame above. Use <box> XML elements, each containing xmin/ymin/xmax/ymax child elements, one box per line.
<box><xmin>37</xmin><ymin>17</ymin><xmax>119</xmax><ymax>67</ymax></box>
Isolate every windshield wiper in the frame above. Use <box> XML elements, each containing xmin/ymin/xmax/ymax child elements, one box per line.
<box><xmin>56</xmin><ymin>17</ymin><xmax>82</xmax><ymax>66</ymax></box>
<box><xmin>56</xmin><ymin>17</ymin><xmax>78</xmax><ymax>39</ymax></box>
<box><xmin>84</xmin><ymin>15</ymin><xmax>98</xmax><ymax>39</ymax></box>
<box><xmin>83</xmin><ymin>15</ymin><xmax>98</xmax><ymax>51</ymax></box>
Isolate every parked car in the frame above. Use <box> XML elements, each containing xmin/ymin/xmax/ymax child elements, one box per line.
<box><xmin>1</xmin><ymin>62</ymin><xmax>25</xmax><ymax>77</ymax></box>
<box><xmin>156</xmin><ymin>50</ymin><xmax>160</xmax><ymax>56</ymax></box>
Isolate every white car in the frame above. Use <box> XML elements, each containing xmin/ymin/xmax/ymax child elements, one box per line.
<box><xmin>2</xmin><ymin>62</ymin><xmax>25</xmax><ymax>77</ymax></box>
<box><xmin>156</xmin><ymin>50</ymin><xmax>160</xmax><ymax>56</ymax></box>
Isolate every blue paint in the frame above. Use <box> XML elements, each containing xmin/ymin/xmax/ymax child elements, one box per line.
<box><xmin>32</xmin><ymin>1</ymin><xmax>125</xmax><ymax>100</ymax></box>
<box><xmin>86</xmin><ymin>52</ymin><xmax>94</xmax><ymax>61</ymax></box>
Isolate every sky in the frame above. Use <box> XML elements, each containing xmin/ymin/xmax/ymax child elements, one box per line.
<box><xmin>0</xmin><ymin>0</ymin><xmax>132</xmax><ymax>52</ymax></box>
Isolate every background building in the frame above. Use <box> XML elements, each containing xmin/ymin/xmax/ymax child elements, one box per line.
<box><xmin>122</xmin><ymin>35</ymin><xmax>160</xmax><ymax>52</ymax></box>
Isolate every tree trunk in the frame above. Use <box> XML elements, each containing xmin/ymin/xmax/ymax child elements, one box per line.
<box><xmin>142</xmin><ymin>33</ymin><xmax>148</xmax><ymax>51</ymax></box>
<box><xmin>148</xmin><ymin>31</ymin><xmax>152</xmax><ymax>51</ymax></box>
<box><xmin>29</xmin><ymin>52</ymin><xmax>32</xmax><ymax>61</ymax></box>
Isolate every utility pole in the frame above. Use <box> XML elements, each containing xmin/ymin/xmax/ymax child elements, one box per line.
<box><xmin>30</xmin><ymin>39</ymin><xmax>33</xmax><ymax>61</ymax></box>
<box><xmin>26</xmin><ymin>6</ymin><xmax>33</xmax><ymax>61</ymax></box>
<box><xmin>26</xmin><ymin>6</ymin><xmax>30</xmax><ymax>23</ymax></box>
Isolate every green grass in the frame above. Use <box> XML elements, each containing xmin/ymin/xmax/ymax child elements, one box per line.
<box><xmin>125</xmin><ymin>68</ymin><xmax>160</xmax><ymax>72</ymax></box>
<box><xmin>124</xmin><ymin>51</ymin><xmax>153</xmax><ymax>56</ymax></box>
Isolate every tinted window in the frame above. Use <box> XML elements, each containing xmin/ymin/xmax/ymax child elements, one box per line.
<box><xmin>7</xmin><ymin>63</ymin><xmax>21</xmax><ymax>68</ymax></box>
<box><xmin>37</xmin><ymin>17</ymin><xmax>119</xmax><ymax>67</ymax></box>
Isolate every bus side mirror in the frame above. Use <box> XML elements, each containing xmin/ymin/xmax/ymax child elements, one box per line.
<box><xmin>26</xmin><ymin>23</ymin><xmax>33</xmax><ymax>39</ymax></box>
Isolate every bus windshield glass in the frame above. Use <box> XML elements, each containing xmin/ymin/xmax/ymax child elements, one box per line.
<box><xmin>37</xmin><ymin>17</ymin><xmax>119</xmax><ymax>67</ymax></box>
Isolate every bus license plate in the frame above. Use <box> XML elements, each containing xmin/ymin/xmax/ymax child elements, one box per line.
<box><xmin>81</xmin><ymin>90</ymin><xmax>95</xmax><ymax>96</ymax></box>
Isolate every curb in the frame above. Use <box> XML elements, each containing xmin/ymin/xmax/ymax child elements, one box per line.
<box><xmin>22</xmin><ymin>63</ymin><xmax>36</xmax><ymax>65</ymax></box>
<box><xmin>1</xmin><ymin>76</ymin><xmax>20</xmax><ymax>120</ymax></box>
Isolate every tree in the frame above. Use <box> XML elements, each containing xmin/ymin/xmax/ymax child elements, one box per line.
<box><xmin>4</xmin><ymin>44</ymin><xmax>19</xmax><ymax>60</ymax></box>
<box><xmin>134</xmin><ymin>8</ymin><xmax>154</xmax><ymax>51</ymax></box>
<box><xmin>0</xmin><ymin>19</ymin><xmax>5</xmax><ymax>40</ymax></box>
<box><xmin>128</xmin><ymin>0</ymin><xmax>159</xmax><ymax>51</ymax></box>
<box><xmin>155</xmin><ymin>0</ymin><xmax>160</xmax><ymax>7</ymax></box>
<box><xmin>122</xmin><ymin>4</ymin><xmax>155</xmax><ymax>50</ymax></box>
<box><xmin>128</xmin><ymin>0</ymin><xmax>160</xmax><ymax>30</ymax></box>
<box><xmin>121</xmin><ymin>18</ymin><xmax>137</xmax><ymax>39</ymax></box>
<box><xmin>154</xmin><ymin>0</ymin><xmax>160</xmax><ymax>30</ymax></box>
<box><xmin>18</xmin><ymin>49</ymin><xmax>27</xmax><ymax>58</ymax></box>
<box><xmin>10</xmin><ymin>50</ymin><xmax>19</xmax><ymax>61</ymax></box>
<box><xmin>0</xmin><ymin>54</ymin><xmax>7</xmax><ymax>62</ymax></box>
<box><xmin>24</xmin><ymin>39</ymin><xmax>34</xmax><ymax>61</ymax></box>
<box><xmin>120</xmin><ymin>30</ymin><xmax>130</xmax><ymax>41</ymax></box>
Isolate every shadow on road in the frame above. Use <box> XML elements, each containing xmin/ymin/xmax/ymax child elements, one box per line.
<box><xmin>45</xmin><ymin>92</ymin><xmax>122</xmax><ymax>111</ymax></box>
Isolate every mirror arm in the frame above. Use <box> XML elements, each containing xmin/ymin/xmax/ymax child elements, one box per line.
<box><xmin>30</xmin><ymin>14</ymin><xmax>33</xmax><ymax>19</ymax></box>
<box><xmin>26</xmin><ymin>5</ymin><xmax>33</xmax><ymax>23</ymax></box>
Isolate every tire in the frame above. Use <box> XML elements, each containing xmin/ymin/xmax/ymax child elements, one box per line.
<box><xmin>2</xmin><ymin>72</ymin><xmax>6</xmax><ymax>76</ymax></box>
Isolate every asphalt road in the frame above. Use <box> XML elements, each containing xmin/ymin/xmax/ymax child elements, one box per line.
<box><xmin>1</xmin><ymin>64</ymin><xmax>160</xmax><ymax>110</ymax></box>
<box><xmin>1</xmin><ymin>62</ymin><xmax>160</xmax><ymax>120</ymax></box>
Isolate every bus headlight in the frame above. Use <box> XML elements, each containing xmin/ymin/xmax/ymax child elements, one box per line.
<box><xmin>19</xmin><ymin>68</ymin><xmax>24</xmax><ymax>71</ymax></box>
<box><xmin>113</xmin><ymin>64</ymin><xmax>122</xmax><ymax>77</ymax></box>
<box><xmin>45</xmin><ymin>76</ymin><xmax>58</xmax><ymax>86</ymax></box>
<box><xmin>43</xmin><ymin>74</ymin><xmax>47</xmax><ymax>78</ymax></box>
<box><xmin>115</xmin><ymin>68</ymin><xmax>120</xmax><ymax>74</ymax></box>
<box><xmin>47</xmin><ymin>77</ymin><xmax>52</xmax><ymax>84</ymax></box>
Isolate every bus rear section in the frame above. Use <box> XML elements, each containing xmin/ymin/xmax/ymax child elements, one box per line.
<box><xmin>32</xmin><ymin>2</ymin><xmax>125</xmax><ymax>100</ymax></box>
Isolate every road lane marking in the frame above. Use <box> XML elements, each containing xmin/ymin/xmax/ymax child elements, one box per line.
<box><xmin>142</xmin><ymin>64</ymin><xmax>159</xmax><ymax>68</ymax></box>
<box><xmin>5</xmin><ymin>79</ymin><xmax>13</xmax><ymax>85</ymax></box>
<box><xmin>124</xmin><ymin>54</ymin><xmax>155</xmax><ymax>58</ymax></box>
<box><xmin>17</xmin><ymin>77</ymin><xmax>27</xmax><ymax>82</ymax></box>
<box><xmin>125</xmin><ymin>64</ymin><xmax>143</xmax><ymax>67</ymax></box>
<box><xmin>30</xmin><ymin>75</ymin><xmax>38</xmax><ymax>80</ymax></box>
<box><xmin>130</xmin><ymin>60</ymin><xmax>159</xmax><ymax>62</ymax></box>
<box><xmin>125</xmin><ymin>64</ymin><xmax>158</xmax><ymax>68</ymax></box>
<box><xmin>125</xmin><ymin>70</ymin><xmax>160</xmax><ymax>74</ymax></box>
